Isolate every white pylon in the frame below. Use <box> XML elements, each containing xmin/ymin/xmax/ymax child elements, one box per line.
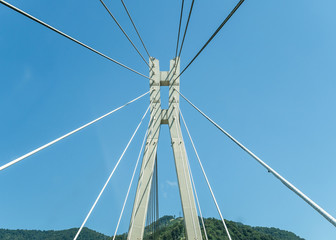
<box><xmin>127</xmin><ymin>58</ymin><xmax>203</xmax><ymax>240</ymax></box>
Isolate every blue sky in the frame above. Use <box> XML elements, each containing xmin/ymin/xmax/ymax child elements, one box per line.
<box><xmin>1</xmin><ymin>0</ymin><xmax>336</xmax><ymax>239</ymax></box>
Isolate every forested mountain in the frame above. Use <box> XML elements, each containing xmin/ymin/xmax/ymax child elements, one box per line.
<box><xmin>0</xmin><ymin>216</ymin><xmax>304</xmax><ymax>240</ymax></box>
<box><xmin>142</xmin><ymin>216</ymin><xmax>304</xmax><ymax>240</ymax></box>
<box><xmin>0</xmin><ymin>227</ymin><xmax>109</xmax><ymax>240</ymax></box>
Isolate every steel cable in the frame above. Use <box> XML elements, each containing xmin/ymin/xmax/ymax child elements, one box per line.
<box><xmin>74</xmin><ymin>105</ymin><xmax>150</xmax><ymax>240</ymax></box>
<box><xmin>176</xmin><ymin>88</ymin><xmax>336</xmax><ymax>228</ymax></box>
<box><xmin>112</xmin><ymin>128</ymin><xmax>149</xmax><ymax>240</ymax></box>
<box><xmin>166</xmin><ymin>0</ymin><xmax>193</xmax><ymax>81</ymax></box>
<box><xmin>177</xmin><ymin>0</ymin><xmax>195</xmax><ymax>58</ymax></box>
<box><xmin>0</xmin><ymin>91</ymin><xmax>149</xmax><ymax>171</ymax></box>
<box><xmin>186</xmin><ymin>148</ymin><xmax>209</xmax><ymax>240</ymax></box>
<box><xmin>172</xmin><ymin>107</ymin><xmax>198</xmax><ymax>237</ymax></box>
<box><xmin>180</xmin><ymin>108</ymin><xmax>231</xmax><ymax>240</ymax></box>
<box><xmin>99</xmin><ymin>0</ymin><xmax>150</xmax><ymax>68</ymax></box>
<box><xmin>175</xmin><ymin>0</ymin><xmax>185</xmax><ymax>58</ymax></box>
<box><xmin>176</xmin><ymin>0</ymin><xmax>245</xmax><ymax>80</ymax></box>
<box><xmin>120</xmin><ymin>0</ymin><xmax>152</xmax><ymax>62</ymax></box>
<box><xmin>0</xmin><ymin>0</ymin><xmax>151</xmax><ymax>80</ymax></box>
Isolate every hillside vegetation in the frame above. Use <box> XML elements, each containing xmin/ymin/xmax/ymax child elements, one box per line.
<box><xmin>142</xmin><ymin>216</ymin><xmax>304</xmax><ymax>240</ymax></box>
<box><xmin>0</xmin><ymin>216</ymin><xmax>304</xmax><ymax>240</ymax></box>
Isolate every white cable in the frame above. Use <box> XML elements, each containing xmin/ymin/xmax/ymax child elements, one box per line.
<box><xmin>127</xmin><ymin>120</ymin><xmax>151</xmax><ymax>239</ymax></box>
<box><xmin>180</xmin><ymin>109</ymin><xmax>232</xmax><ymax>240</ymax></box>
<box><xmin>0</xmin><ymin>91</ymin><xmax>149</xmax><ymax>172</ymax></box>
<box><xmin>73</xmin><ymin>105</ymin><xmax>150</xmax><ymax>240</ymax></box>
<box><xmin>185</xmin><ymin>145</ymin><xmax>209</xmax><ymax>240</ymax></box>
<box><xmin>112</xmin><ymin>128</ymin><xmax>148</xmax><ymax>240</ymax></box>
<box><xmin>176</xmin><ymin>88</ymin><xmax>336</xmax><ymax>228</ymax></box>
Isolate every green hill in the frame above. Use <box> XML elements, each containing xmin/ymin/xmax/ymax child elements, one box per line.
<box><xmin>142</xmin><ymin>216</ymin><xmax>304</xmax><ymax>240</ymax></box>
<box><xmin>0</xmin><ymin>227</ymin><xmax>109</xmax><ymax>240</ymax></box>
<box><xmin>0</xmin><ymin>216</ymin><xmax>304</xmax><ymax>240</ymax></box>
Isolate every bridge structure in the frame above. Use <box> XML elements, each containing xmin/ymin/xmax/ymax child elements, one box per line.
<box><xmin>1</xmin><ymin>0</ymin><xmax>336</xmax><ymax>240</ymax></box>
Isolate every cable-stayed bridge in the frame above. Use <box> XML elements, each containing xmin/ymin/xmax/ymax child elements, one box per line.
<box><xmin>1</xmin><ymin>0</ymin><xmax>335</xmax><ymax>239</ymax></box>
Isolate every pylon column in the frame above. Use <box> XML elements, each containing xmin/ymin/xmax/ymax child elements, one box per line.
<box><xmin>127</xmin><ymin>58</ymin><xmax>161</xmax><ymax>239</ymax></box>
<box><xmin>128</xmin><ymin>57</ymin><xmax>202</xmax><ymax>240</ymax></box>
<box><xmin>167</xmin><ymin>58</ymin><xmax>202</xmax><ymax>240</ymax></box>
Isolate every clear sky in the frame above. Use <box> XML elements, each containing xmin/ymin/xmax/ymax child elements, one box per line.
<box><xmin>0</xmin><ymin>0</ymin><xmax>336</xmax><ymax>239</ymax></box>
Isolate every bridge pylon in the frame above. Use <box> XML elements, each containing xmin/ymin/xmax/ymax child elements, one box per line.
<box><xmin>127</xmin><ymin>57</ymin><xmax>203</xmax><ymax>240</ymax></box>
